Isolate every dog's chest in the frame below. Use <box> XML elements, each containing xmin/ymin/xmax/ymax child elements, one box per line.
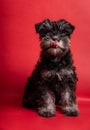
<box><xmin>41</xmin><ymin>68</ymin><xmax>74</xmax><ymax>82</ymax></box>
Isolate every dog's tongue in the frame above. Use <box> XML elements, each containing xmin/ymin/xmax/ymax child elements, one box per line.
<box><xmin>50</xmin><ymin>41</ymin><xmax>59</xmax><ymax>48</ymax></box>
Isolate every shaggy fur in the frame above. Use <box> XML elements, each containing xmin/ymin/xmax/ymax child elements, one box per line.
<box><xmin>22</xmin><ymin>19</ymin><xmax>79</xmax><ymax>117</ymax></box>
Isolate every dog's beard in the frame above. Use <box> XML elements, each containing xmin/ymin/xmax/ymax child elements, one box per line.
<box><xmin>40</xmin><ymin>36</ymin><xmax>71</xmax><ymax>56</ymax></box>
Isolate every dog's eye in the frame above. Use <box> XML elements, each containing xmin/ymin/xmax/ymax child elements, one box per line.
<box><xmin>61</xmin><ymin>29</ymin><xmax>69</xmax><ymax>36</ymax></box>
<box><xmin>62</xmin><ymin>29</ymin><xmax>66</xmax><ymax>33</ymax></box>
<box><xmin>61</xmin><ymin>28</ymin><xmax>71</xmax><ymax>36</ymax></box>
<box><xmin>39</xmin><ymin>28</ymin><xmax>50</xmax><ymax>38</ymax></box>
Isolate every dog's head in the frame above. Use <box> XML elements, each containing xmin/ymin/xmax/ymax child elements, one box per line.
<box><xmin>35</xmin><ymin>19</ymin><xmax>75</xmax><ymax>56</ymax></box>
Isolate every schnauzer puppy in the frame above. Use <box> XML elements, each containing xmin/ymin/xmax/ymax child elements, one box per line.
<box><xmin>22</xmin><ymin>19</ymin><xmax>79</xmax><ymax>117</ymax></box>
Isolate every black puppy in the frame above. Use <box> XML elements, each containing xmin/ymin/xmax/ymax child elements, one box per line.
<box><xmin>22</xmin><ymin>19</ymin><xmax>79</xmax><ymax>117</ymax></box>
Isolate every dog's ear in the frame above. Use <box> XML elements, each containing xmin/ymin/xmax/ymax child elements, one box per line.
<box><xmin>35</xmin><ymin>22</ymin><xmax>42</xmax><ymax>33</ymax></box>
<box><xmin>35</xmin><ymin>19</ymin><xmax>52</xmax><ymax>35</ymax></box>
<box><xmin>57</xmin><ymin>19</ymin><xmax>75</xmax><ymax>35</ymax></box>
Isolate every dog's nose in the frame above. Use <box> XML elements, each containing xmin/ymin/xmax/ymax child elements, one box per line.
<box><xmin>50</xmin><ymin>41</ymin><xmax>59</xmax><ymax>48</ymax></box>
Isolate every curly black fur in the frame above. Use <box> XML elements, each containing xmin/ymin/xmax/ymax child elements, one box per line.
<box><xmin>22</xmin><ymin>19</ymin><xmax>79</xmax><ymax>117</ymax></box>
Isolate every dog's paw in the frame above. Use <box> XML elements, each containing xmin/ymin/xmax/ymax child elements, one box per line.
<box><xmin>39</xmin><ymin>111</ymin><xmax>56</xmax><ymax>117</ymax></box>
<box><xmin>61</xmin><ymin>105</ymin><xmax>79</xmax><ymax>116</ymax></box>
<box><xmin>38</xmin><ymin>107</ymin><xmax>56</xmax><ymax>117</ymax></box>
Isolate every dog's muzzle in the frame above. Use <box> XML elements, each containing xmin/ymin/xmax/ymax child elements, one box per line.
<box><xmin>40</xmin><ymin>38</ymin><xmax>70</xmax><ymax>56</ymax></box>
<box><xmin>44</xmin><ymin>40</ymin><xmax>69</xmax><ymax>52</ymax></box>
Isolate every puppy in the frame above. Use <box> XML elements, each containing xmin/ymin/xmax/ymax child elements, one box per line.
<box><xmin>22</xmin><ymin>19</ymin><xmax>79</xmax><ymax>117</ymax></box>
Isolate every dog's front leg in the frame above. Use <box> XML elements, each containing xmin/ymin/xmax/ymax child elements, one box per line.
<box><xmin>60</xmin><ymin>86</ymin><xmax>79</xmax><ymax>116</ymax></box>
<box><xmin>37</xmin><ymin>90</ymin><xmax>56</xmax><ymax>117</ymax></box>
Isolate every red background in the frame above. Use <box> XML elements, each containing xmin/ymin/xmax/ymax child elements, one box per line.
<box><xmin>0</xmin><ymin>0</ymin><xmax>90</xmax><ymax>130</ymax></box>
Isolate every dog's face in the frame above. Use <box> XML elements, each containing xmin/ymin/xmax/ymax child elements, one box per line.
<box><xmin>35</xmin><ymin>19</ymin><xmax>75</xmax><ymax>56</ymax></box>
